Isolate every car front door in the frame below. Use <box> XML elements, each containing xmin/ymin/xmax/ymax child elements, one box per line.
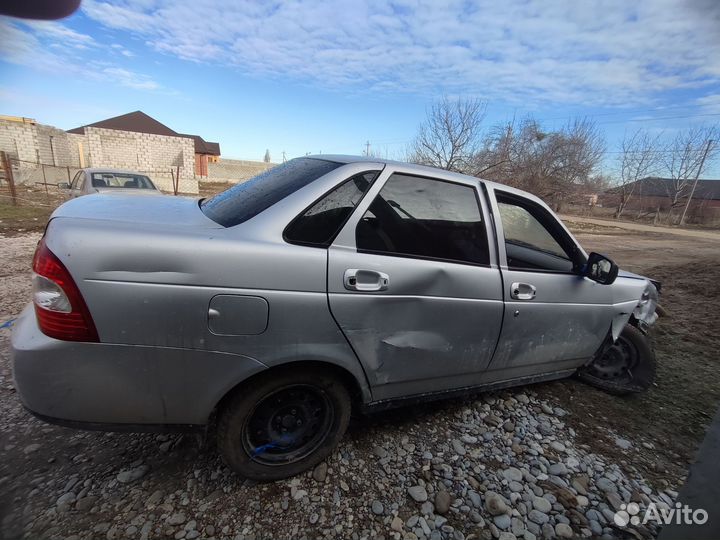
<box><xmin>487</xmin><ymin>188</ymin><xmax>615</xmax><ymax>375</ymax></box>
<box><xmin>327</xmin><ymin>169</ymin><xmax>503</xmax><ymax>402</ymax></box>
<box><xmin>70</xmin><ymin>171</ymin><xmax>86</xmax><ymax>198</ymax></box>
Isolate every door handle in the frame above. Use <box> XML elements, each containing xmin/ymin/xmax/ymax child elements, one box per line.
<box><xmin>510</xmin><ymin>282</ymin><xmax>536</xmax><ymax>300</ymax></box>
<box><xmin>344</xmin><ymin>269</ymin><xmax>390</xmax><ymax>292</ymax></box>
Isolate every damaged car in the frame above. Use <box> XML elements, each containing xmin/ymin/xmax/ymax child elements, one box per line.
<box><xmin>12</xmin><ymin>156</ymin><xmax>659</xmax><ymax>480</ymax></box>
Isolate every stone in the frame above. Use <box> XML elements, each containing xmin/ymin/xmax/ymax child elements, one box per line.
<box><xmin>484</xmin><ymin>492</ymin><xmax>508</xmax><ymax>516</ymax></box>
<box><xmin>23</xmin><ymin>443</ymin><xmax>41</xmax><ymax>454</ymax></box>
<box><xmin>555</xmin><ymin>523</ymin><xmax>573</xmax><ymax>538</ymax></box>
<box><xmin>421</xmin><ymin>501</ymin><xmax>434</xmax><ymax>515</ymax></box>
<box><xmin>373</xmin><ymin>446</ymin><xmax>388</xmax><ymax>458</ymax></box>
<box><xmin>56</xmin><ymin>492</ymin><xmax>76</xmax><ymax>507</ymax></box>
<box><xmin>167</xmin><ymin>513</ymin><xmax>186</xmax><ymax>526</ymax></box>
<box><xmin>532</xmin><ymin>496</ymin><xmax>552</xmax><ymax>513</ymax></box>
<box><xmin>147</xmin><ymin>490</ymin><xmax>164</xmax><ymax>506</ymax></box>
<box><xmin>452</xmin><ymin>439</ymin><xmax>467</xmax><ymax>456</ymax></box>
<box><xmin>371</xmin><ymin>500</ymin><xmax>384</xmax><ymax>515</ymax></box>
<box><xmin>391</xmin><ymin>516</ymin><xmax>404</xmax><ymax>532</ymax></box>
<box><xmin>493</xmin><ymin>514</ymin><xmax>512</xmax><ymax>530</ymax></box>
<box><xmin>548</xmin><ymin>463</ymin><xmax>568</xmax><ymax>476</ymax></box>
<box><xmin>116</xmin><ymin>464</ymin><xmax>149</xmax><ymax>484</ymax></box>
<box><xmin>503</xmin><ymin>467</ymin><xmax>523</xmax><ymax>482</ymax></box>
<box><xmin>408</xmin><ymin>485</ymin><xmax>429</xmax><ymax>503</ymax></box>
<box><xmin>312</xmin><ymin>462</ymin><xmax>328</xmax><ymax>482</ymax></box>
<box><xmin>435</xmin><ymin>491</ymin><xmax>452</xmax><ymax>514</ymax></box>
<box><xmin>528</xmin><ymin>510</ymin><xmax>549</xmax><ymax>525</ymax></box>
<box><xmin>75</xmin><ymin>496</ymin><xmax>97</xmax><ymax>512</ymax></box>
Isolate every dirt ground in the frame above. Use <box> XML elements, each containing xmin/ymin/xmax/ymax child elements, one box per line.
<box><xmin>539</xmin><ymin>221</ymin><xmax>720</xmax><ymax>491</ymax></box>
<box><xmin>0</xmin><ymin>205</ymin><xmax>719</xmax><ymax>538</ymax></box>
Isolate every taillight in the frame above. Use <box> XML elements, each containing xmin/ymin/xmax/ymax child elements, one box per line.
<box><xmin>32</xmin><ymin>237</ymin><xmax>99</xmax><ymax>342</ymax></box>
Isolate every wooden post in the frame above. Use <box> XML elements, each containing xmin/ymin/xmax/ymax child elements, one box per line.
<box><xmin>41</xmin><ymin>163</ymin><xmax>49</xmax><ymax>198</ymax></box>
<box><xmin>1</xmin><ymin>151</ymin><xmax>18</xmax><ymax>206</ymax></box>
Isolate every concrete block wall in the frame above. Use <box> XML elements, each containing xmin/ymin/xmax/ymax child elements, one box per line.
<box><xmin>0</xmin><ymin>118</ymin><xmax>200</xmax><ymax>194</ymax></box>
<box><xmin>85</xmin><ymin>127</ymin><xmax>197</xmax><ymax>193</ymax></box>
<box><xmin>205</xmin><ymin>159</ymin><xmax>275</xmax><ymax>184</ymax></box>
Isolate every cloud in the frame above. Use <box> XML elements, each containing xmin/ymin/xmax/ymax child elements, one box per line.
<box><xmin>0</xmin><ymin>20</ymin><xmax>160</xmax><ymax>92</ymax></box>
<box><xmin>101</xmin><ymin>67</ymin><xmax>159</xmax><ymax>90</ymax></box>
<box><xmin>77</xmin><ymin>0</ymin><xmax>720</xmax><ymax>106</ymax></box>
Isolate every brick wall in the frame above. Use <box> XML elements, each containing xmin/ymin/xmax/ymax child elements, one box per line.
<box><xmin>205</xmin><ymin>159</ymin><xmax>275</xmax><ymax>184</ymax></box>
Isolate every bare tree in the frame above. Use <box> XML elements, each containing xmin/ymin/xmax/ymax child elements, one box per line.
<box><xmin>613</xmin><ymin>129</ymin><xmax>662</xmax><ymax>218</ymax></box>
<box><xmin>408</xmin><ymin>97</ymin><xmax>487</xmax><ymax>173</ymax></box>
<box><xmin>477</xmin><ymin>116</ymin><xmax>605</xmax><ymax>210</ymax></box>
<box><xmin>263</xmin><ymin>149</ymin><xmax>271</xmax><ymax>163</ymax></box>
<box><xmin>662</xmin><ymin>126</ymin><xmax>718</xmax><ymax>222</ymax></box>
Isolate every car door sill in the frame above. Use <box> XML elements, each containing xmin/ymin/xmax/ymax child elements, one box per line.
<box><xmin>361</xmin><ymin>369</ymin><xmax>576</xmax><ymax>413</ymax></box>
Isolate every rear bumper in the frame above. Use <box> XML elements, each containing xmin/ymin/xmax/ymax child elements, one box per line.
<box><xmin>11</xmin><ymin>305</ymin><xmax>266</xmax><ymax>427</ymax></box>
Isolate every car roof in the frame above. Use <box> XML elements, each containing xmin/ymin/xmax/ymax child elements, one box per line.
<box><xmin>83</xmin><ymin>168</ymin><xmax>149</xmax><ymax>175</ymax></box>
<box><xmin>306</xmin><ymin>154</ymin><xmax>525</xmax><ymax>198</ymax></box>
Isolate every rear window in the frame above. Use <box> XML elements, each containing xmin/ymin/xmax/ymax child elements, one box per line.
<box><xmin>200</xmin><ymin>158</ymin><xmax>342</xmax><ymax>227</ymax></box>
<box><xmin>91</xmin><ymin>172</ymin><xmax>155</xmax><ymax>189</ymax></box>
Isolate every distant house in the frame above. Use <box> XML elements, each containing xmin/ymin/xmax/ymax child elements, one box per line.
<box><xmin>67</xmin><ymin>111</ymin><xmax>221</xmax><ymax>177</ymax></box>
<box><xmin>601</xmin><ymin>176</ymin><xmax>720</xmax><ymax>224</ymax></box>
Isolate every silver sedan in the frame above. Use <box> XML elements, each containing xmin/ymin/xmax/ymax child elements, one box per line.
<box><xmin>12</xmin><ymin>156</ymin><xmax>659</xmax><ymax>480</ymax></box>
<box><xmin>59</xmin><ymin>168</ymin><xmax>163</xmax><ymax>198</ymax></box>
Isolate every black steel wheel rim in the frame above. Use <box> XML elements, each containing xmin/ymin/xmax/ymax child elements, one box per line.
<box><xmin>589</xmin><ymin>334</ymin><xmax>639</xmax><ymax>382</ymax></box>
<box><xmin>242</xmin><ymin>384</ymin><xmax>334</xmax><ymax>466</ymax></box>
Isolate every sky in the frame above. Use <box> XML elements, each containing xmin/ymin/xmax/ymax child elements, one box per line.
<box><xmin>1</xmin><ymin>0</ymin><xmax>719</xmax><ymax>175</ymax></box>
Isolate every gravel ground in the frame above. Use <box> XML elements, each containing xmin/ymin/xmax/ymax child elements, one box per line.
<box><xmin>0</xmin><ymin>229</ymin><xmax>713</xmax><ymax>540</ymax></box>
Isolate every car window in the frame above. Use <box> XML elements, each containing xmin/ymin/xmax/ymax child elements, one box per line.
<box><xmin>201</xmin><ymin>158</ymin><xmax>342</xmax><ymax>227</ymax></box>
<box><xmin>284</xmin><ymin>171</ymin><xmax>379</xmax><ymax>247</ymax></box>
<box><xmin>496</xmin><ymin>193</ymin><xmax>574</xmax><ymax>272</ymax></box>
<box><xmin>356</xmin><ymin>173</ymin><xmax>489</xmax><ymax>265</ymax></box>
<box><xmin>91</xmin><ymin>173</ymin><xmax>155</xmax><ymax>189</ymax></box>
<box><xmin>70</xmin><ymin>171</ymin><xmax>83</xmax><ymax>190</ymax></box>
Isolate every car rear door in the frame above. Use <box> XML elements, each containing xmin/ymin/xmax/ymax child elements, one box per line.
<box><xmin>327</xmin><ymin>167</ymin><xmax>503</xmax><ymax>402</ymax></box>
<box><xmin>486</xmin><ymin>187</ymin><xmax>615</xmax><ymax>375</ymax></box>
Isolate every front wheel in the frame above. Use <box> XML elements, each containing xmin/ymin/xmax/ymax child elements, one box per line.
<box><xmin>217</xmin><ymin>367</ymin><xmax>351</xmax><ymax>481</ymax></box>
<box><xmin>577</xmin><ymin>324</ymin><xmax>656</xmax><ymax>395</ymax></box>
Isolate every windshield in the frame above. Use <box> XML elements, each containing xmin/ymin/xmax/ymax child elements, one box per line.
<box><xmin>91</xmin><ymin>173</ymin><xmax>156</xmax><ymax>190</ymax></box>
<box><xmin>201</xmin><ymin>158</ymin><xmax>341</xmax><ymax>227</ymax></box>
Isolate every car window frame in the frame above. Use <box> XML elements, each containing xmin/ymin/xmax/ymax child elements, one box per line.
<box><xmin>70</xmin><ymin>170</ymin><xmax>83</xmax><ymax>190</ymax></box>
<box><xmin>491</xmin><ymin>188</ymin><xmax>585</xmax><ymax>274</ymax></box>
<box><xmin>353</xmin><ymin>172</ymin><xmax>492</xmax><ymax>268</ymax></box>
<box><xmin>282</xmin><ymin>169</ymin><xmax>382</xmax><ymax>249</ymax></box>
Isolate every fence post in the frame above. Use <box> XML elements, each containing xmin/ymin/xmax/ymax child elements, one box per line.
<box><xmin>1</xmin><ymin>151</ymin><xmax>18</xmax><ymax>206</ymax></box>
<box><xmin>66</xmin><ymin>166</ymin><xmax>71</xmax><ymax>183</ymax></box>
<box><xmin>41</xmin><ymin>163</ymin><xmax>49</xmax><ymax>199</ymax></box>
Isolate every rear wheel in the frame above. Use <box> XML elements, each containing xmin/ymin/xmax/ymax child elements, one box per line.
<box><xmin>578</xmin><ymin>323</ymin><xmax>656</xmax><ymax>394</ymax></box>
<box><xmin>217</xmin><ymin>367</ymin><xmax>351</xmax><ymax>481</ymax></box>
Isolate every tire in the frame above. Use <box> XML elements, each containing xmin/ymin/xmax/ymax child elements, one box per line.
<box><xmin>577</xmin><ymin>323</ymin><xmax>656</xmax><ymax>395</ymax></box>
<box><xmin>217</xmin><ymin>367</ymin><xmax>351</xmax><ymax>481</ymax></box>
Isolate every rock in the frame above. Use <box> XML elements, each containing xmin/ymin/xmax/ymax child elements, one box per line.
<box><xmin>421</xmin><ymin>501</ymin><xmax>434</xmax><ymax>515</ymax></box>
<box><xmin>503</xmin><ymin>421</ymin><xmax>515</xmax><ymax>432</ymax></box>
<box><xmin>339</xmin><ymin>480</ymin><xmax>350</xmax><ymax>492</ymax></box>
<box><xmin>615</xmin><ymin>438</ymin><xmax>632</xmax><ymax>450</ymax></box>
<box><xmin>528</xmin><ymin>510</ymin><xmax>549</xmax><ymax>525</ymax></box>
<box><xmin>371</xmin><ymin>500</ymin><xmax>384</xmax><ymax>515</ymax></box>
<box><xmin>606</xmin><ymin>492</ymin><xmax>623</xmax><ymax>511</ymax></box>
<box><xmin>484</xmin><ymin>492</ymin><xmax>508</xmax><ymax>516</ymax></box>
<box><xmin>508</xmin><ymin>481</ymin><xmax>523</xmax><ymax>493</ymax></box>
<box><xmin>167</xmin><ymin>513</ymin><xmax>186</xmax><ymax>526</ymax></box>
<box><xmin>75</xmin><ymin>496</ymin><xmax>97</xmax><ymax>511</ymax></box>
<box><xmin>291</xmin><ymin>487</ymin><xmax>307</xmax><ymax>500</ymax></box>
<box><xmin>408</xmin><ymin>485</ymin><xmax>428</xmax><ymax>502</ymax></box>
<box><xmin>596</xmin><ymin>477</ymin><xmax>616</xmax><ymax>492</ymax></box>
<box><xmin>532</xmin><ymin>496</ymin><xmax>552</xmax><ymax>513</ymax></box>
<box><xmin>146</xmin><ymin>489</ymin><xmax>164</xmax><ymax>506</ymax></box>
<box><xmin>452</xmin><ymin>439</ymin><xmax>467</xmax><ymax>456</ymax></box>
<box><xmin>373</xmin><ymin>445</ymin><xmax>388</xmax><ymax>458</ymax></box>
<box><xmin>312</xmin><ymin>462</ymin><xmax>328</xmax><ymax>482</ymax></box>
<box><xmin>56</xmin><ymin>492</ymin><xmax>76</xmax><ymax>507</ymax></box>
<box><xmin>550</xmin><ymin>441</ymin><xmax>566</xmax><ymax>453</ymax></box>
<box><xmin>116</xmin><ymin>464</ymin><xmax>149</xmax><ymax>484</ymax></box>
<box><xmin>548</xmin><ymin>463</ymin><xmax>568</xmax><ymax>476</ymax></box>
<box><xmin>391</xmin><ymin>516</ymin><xmax>404</xmax><ymax>532</ymax></box>
<box><xmin>23</xmin><ymin>443</ymin><xmax>41</xmax><ymax>454</ymax></box>
<box><xmin>555</xmin><ymin>523</ymin><xmax>573</xmax><ymax>538</ymax></box>
<box><xmin>493</xmin><ymin>514</ymin><xmax>512</xmax><ymax>529</ymax></box>
<box><xmin>435</xmin><ymin>491</ymin><xmax>452</xmax><ymax>514</ymax></box>
<box><xmin>498</xmin><ymin>533</ymin><xmax>517</xmax><ymax>540</ymax></box>
<box><xmin>571</xmin><ymin>475</ymin><xmax>588</xmax><ymax>495</ymax></box>
<box><xmin>503</xmin><ymin>467</ymin><xmax>523</xmax><ymax>482</ymax></box>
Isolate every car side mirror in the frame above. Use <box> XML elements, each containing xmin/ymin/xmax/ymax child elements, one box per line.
<box><xmin>57</xmin><ymin>182</ymin><xmax>70</xmax><ymax>190</ymax></box>
<box><xmin>583</xmin><ymin>252</ymin><xmax>619</xmax><ymax>285</ymax></box>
